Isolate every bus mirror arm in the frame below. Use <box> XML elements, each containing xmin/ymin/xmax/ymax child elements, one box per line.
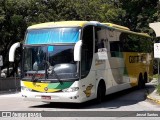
<box><xmin>74</xmin><ymin>40</ymin><xmax>82</xmax><ymax>61</ymax></box>
<box><xmin>9</xmin><ymin>42</ymin><xmax>21</xmax><ymax>62</ymax></box>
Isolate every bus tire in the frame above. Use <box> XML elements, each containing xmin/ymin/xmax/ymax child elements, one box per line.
<box><xmin>138</xmin><ymin>73</ymin><xmax>145</xmax><ymax>89</ymax></box>
<box><xmin>144</xmin><ymin>72</ymin><xmax>148</xmax><ymax>83</ymax></box>
<box><xmin>96</xmin><ymin>81</ymin><xmax>106</xmax><ymax>103</ymax></box>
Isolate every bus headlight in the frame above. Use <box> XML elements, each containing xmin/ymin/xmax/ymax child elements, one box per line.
<box><xmin>21</xmin><ymin>86</ymin><xmax>32</xmax><ymax>92</ymax></box>
<box><xmin>62</xmin><ymin>87</ymin><xmax>79</xmax><ymax>92</ymax></box>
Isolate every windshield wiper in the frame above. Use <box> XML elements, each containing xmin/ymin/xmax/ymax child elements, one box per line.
<box><xmin>44</xmin><ymin>61</ymin><xmax>63</xmax><ymax>85</ymax></box>
<box><xmin>51</xmin><ymin>69</ymin><xmax>63</xmax><ymax>85</ymax></box>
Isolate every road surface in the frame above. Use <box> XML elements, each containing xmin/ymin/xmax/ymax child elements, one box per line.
<box><xmin>0</xmin><ymin>83</ymin><xmax>159</xmax><ymax>120</ymax></box>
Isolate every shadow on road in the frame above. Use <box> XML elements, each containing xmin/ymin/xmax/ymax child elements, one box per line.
<box><xmin>29</xmin><ymin>84</ymin><xmax>155</xmax><ymax>109</ymax></box>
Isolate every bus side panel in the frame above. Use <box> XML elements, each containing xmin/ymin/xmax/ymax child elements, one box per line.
<box><xmin>124</xmin><ymin>52</ymin><xmax>153</xmax><ymax>86</ymax></box>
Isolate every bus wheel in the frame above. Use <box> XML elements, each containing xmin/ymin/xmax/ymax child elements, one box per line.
<box><xmin>96</xmin><ymin>81</ymin><xmax>105</xmax><ymax>103</ymax></box>
<box><xmin>138</xmin><ymin>73</ymin><xmax>145</xmax><ymax>89</ymax></box>
<box><xmin>144</xmin><ymin>72</ymin><xmax>148</xmax><ymax>83</ymax></box>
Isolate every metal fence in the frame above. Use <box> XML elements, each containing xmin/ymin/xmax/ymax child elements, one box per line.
<box><xmin>0</xmin><ymin>77</ymin><xmax>20</xmax><ymax>94</ymax></box>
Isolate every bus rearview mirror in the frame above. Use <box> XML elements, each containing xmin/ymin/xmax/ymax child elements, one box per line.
<box><xmin>74</xmin><ymin>40</ymin><xmax>82</xmax><ymax>61</ymax></box>
<box><xmin>9</xmin><ymin>42</ymin><xmax>20</xmax><ymax>62</ymax></box>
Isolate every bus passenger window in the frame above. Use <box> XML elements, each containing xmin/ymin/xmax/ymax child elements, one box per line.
<box><xmin>110</xmin><ymin>41</ymin><xmax>122</xmax><ymax>57</ymax></box>
<box><xmin>95</xmin><ymin>26</ymin><xmax>107</xmax><ymax>53</ymax></box>
<box><xmin>98</xmin><ymin>39</ymin><xmax>105</xmax><ymax>49</ymax></box>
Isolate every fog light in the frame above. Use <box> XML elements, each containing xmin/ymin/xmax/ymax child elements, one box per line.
<box><xmin>70</xmin><ymin>97</ymin><xmax>73</xmax><ymax>99</ymax></box>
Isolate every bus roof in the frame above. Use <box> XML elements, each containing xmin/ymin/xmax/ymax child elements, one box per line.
<box><xmin>27</xmin><ymin>21</ymin><xmax>150</xmax><ymax>38</ymax></box>
<box><xmin>103</xmin><ymin>23</ymin><xmax>151</xmax><ymax>38</ymax></box>
<box><xmin>27</xmin><ymin>21</ymin><xmax>89</xmax><ymax>29</ymax></box>
<box><xmin>102</xmin><ymin>23</ymin><xmax>130</xmax><ymax>31</ymax></box>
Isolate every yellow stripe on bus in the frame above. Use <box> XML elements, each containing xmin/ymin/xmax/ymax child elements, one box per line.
<box><xmin>23</xmin><ymin>81</ymin><xmax>60</xmax><ymax>92</ymax></box>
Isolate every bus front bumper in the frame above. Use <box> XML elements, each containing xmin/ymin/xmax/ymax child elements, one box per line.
<box><xmin>21</xmin><ymin>90</ymin><xmax>85</xmax><ymax>103</ymax></box>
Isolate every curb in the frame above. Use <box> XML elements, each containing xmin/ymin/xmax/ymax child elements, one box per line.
<box><xmin>147</xmin><ymin>95</ymin><xmax>160</xmax><ymax>104</ymax></box>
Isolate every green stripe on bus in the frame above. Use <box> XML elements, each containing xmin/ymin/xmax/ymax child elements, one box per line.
<box><xmin>47</xmin><ymin>82</ymin><xmax>74</xmax><ymax>90</ymax></box>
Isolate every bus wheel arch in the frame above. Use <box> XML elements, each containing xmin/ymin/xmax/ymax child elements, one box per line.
<box><xmin>96</xmin><ymin>79</ymin><xmax>106</xmax><ymax>103</ymax></box>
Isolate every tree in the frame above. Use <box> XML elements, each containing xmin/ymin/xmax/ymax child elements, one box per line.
<box><xmin>0</xmin><ymin>0</ymin><xmax>159</xmax><ymax>76</ymax></box>
<box><xmin>120</xmin><ymin>0</ymin><xmax>159</xmax><ymax>33</ymax></box>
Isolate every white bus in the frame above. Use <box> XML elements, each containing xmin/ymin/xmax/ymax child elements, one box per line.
<box><xmin>9</xmin><ymin>21</ymin><xmax>153</xmax><ymax>103</ymax></box>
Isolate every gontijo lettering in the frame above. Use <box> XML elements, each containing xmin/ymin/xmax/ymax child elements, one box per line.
<box><xmin>129</xmin><ymin>55</ymin><xmax>144</xmax><ymax>63</ymax></box>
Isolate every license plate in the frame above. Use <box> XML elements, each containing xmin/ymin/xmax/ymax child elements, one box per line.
<box><xmin>41</xmin><ymin>96</ymin><xmax>51</xmax><ymax>100</ymax></box>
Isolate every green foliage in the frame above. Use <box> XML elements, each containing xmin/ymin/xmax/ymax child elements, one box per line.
<box><xmin>156</xmin><ymin>84</ymin><xmax>160</xmax><ymax>95</ymax></box>
<box><xmin>0</xmin><ymin>0</ymin><xmax>159</xmax><ymax>76</ymax></box>
<box><xmin>120</xmin><ymin>0</ymin><xmax>159</xmax><ymax>33</ymax></box>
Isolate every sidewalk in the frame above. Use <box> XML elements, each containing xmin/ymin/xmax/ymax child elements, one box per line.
<box><xmin>147</xmin><ymin>79</ymin><xmax>160</xmax><ymax>104</ymax></box>
<box><xmin>147</xmin><ymin>90</ymin><xmax>160</xmax><ymax>104</ymax></box>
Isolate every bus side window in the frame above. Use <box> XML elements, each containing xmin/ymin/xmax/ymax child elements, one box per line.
<box><xmin>110</xmin><ymin>41</ymin><xmax>122</xmax><ymax>57</ymax></box>
<box><xmin>95</xmin><ymin>39</ymin><xmax>106</xmax><ymax>53</ymax></box>
<box><xmin>95</xmin><ymin>27</ymin><xmax>107</xmax><ymax>53</ymax></box>
<box><xmin>98</xmin><ymin>39</ymin><xmax>105</xmax><ymax>49</ymax></box>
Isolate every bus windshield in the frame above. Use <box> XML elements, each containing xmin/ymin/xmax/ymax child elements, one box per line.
<box><xmin>23</xmin><ymin>45</ymin><xmax>79</xmax><ymax>81</ymax></box>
